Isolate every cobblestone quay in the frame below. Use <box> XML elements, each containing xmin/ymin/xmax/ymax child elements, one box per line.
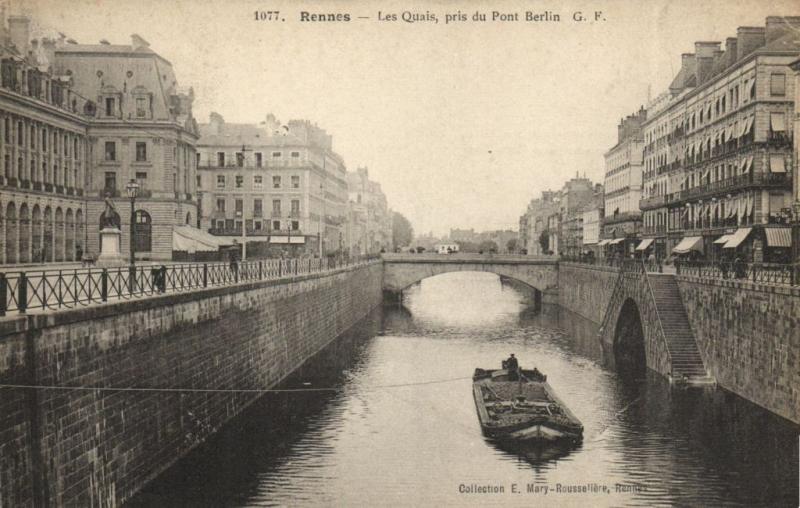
<box><xmin>0</xmin><ymin>261</ymin><xmax>382</xmax><ymax>507</ymax></box>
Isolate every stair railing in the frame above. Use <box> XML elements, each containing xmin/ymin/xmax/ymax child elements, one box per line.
<box><xmin>597</xmin><ymin>263</ymin><xmax>625</xmax><ymax>341</ymax></box>
<box><xmin>640</xmin><ymin>259</ymin><xmax>676</xmax><ymax>378</ymax></box>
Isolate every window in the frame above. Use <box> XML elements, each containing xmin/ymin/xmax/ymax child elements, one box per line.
<box><xmin>196</xmin><ymin>175</ymin><xmax>202</xmax><ymax>189</ymax></box>
<box><xmin>74</xmin><ymin>139</ymin><xmax>78</xmax><ymax>158</ymax></box>
<box><xmin>135</xmin><ymin>171</ymin><xmax>147</xmax><ymax>189</ymax></box>
<box><xmin>291</xmin><ymin>151</ymin><xmax>300</xmax><ymax>158</ymax></box>
<box><xmin>273</xmin><ymin>175</ymin><xmax>281</xmax><ymax>188</ymax></box>
<box><xmin>64</xmin><ymin>135</ymin><xmax>68</xmax><ymax>155</ymax></box>
<box><xmin>272</xmin><ymin>151</ymin><xmax>281</xmax><ymax>158</ymax></box>
<box><xmin>272</xmin><ymin>199</ymin><xmax>281</xmax><ymax>215</ymax></box>
<box><xmin>216</xmin><ymin>219</ymin><xmax>224</xmax><ymax>229</ymax></box>
<box><xmin>104</xmin><ymin>171</ymin><xmax>116</xmax><ymax>191</ymax></box>
<box><xmin>3</xmin><ymin>118</ymin><xmax>8</xmax><ymax>143</ymax></box>
<box><xmin>254</xmin><ymin>220</ymin><xmax>262</xmax><ymax>231</ymax></box>
<box><xmin>291</xmin><ymin>175</ymin><xmax>300</xmax><ymax>188</ymax></box>
<box><xmin>254</xmin><ymin>175</ymin><xmax>263</xmax><ymax>189</ymax></box>
<box><xmin>105</xmin><ymin>141</ymin><xmax>116</xmax><ymax>161</ymax></box>
<box><xmin>235</xmin><ymin>175</ymin><xmax>244</xmax><ymax>188</ymax></box>
<box><xmin>291</xmin><ymin>199</ymin><xmax>300</xmax><ymax>216</ymax></box>
<box><xmin>41</xmin><ymin>129</ymin><xmax>46</xmax><ymax>150</ymax></box>
<box><xmin>291</xmin><ymin>220</ymin><xmax>299</xmax><ymax>231</ymax></box>
<box><xmin>235</xmin><ymin>199</ymin><xmax>243</xmax><ymax>216</ymax></box>
<box><xmin>254</xmin><ymin>199</ymin><xmax>263</xmax><ymax>217</ymax></box>
<box><xmin>30</xmin><ymin>126</ymin><xmax>35</xmax><ymax>148</ymax></box>
<box><xmin>272</xmin><ymin>220</ymin><xmax>281</xmax><ymax>230</ymax></box>
<box><xmin>216</xmin><ymin>175</ymin><xmax>226</xmax><ymax>189</ymax></box>
<box><xmin>216</xmin><ymin>198</ymin><xmax>226</xmax><ymax>212</ymax></box>
<box><xmin>196</xmin><ymin>152</ymin><xmax>200</xmax><ymax>168</ymax></box>
<box><xmin>236</xmin><ymin>152</ymin><xmax>244</xmax><ymax>167</ymax></box>
<box><xmin>136</xmin><ymin>97</ymin><xmax>147</xmax><ymax>118</ymax></box>
<box><xmin>770</xmin><ymin>73</ymin><xmax>786</xmax><ymax>96</ymax></box>
<box><xmin>105</xmin><ymin>97</ymin><xmax>115</xmax><ymax>117</ymax></box>
<box><xmin>217</xmin><ymin>152</ymin><xmax>225</xmax><ymax>166</ymax></box>
<box><xmin>135</xmin><ymin>142</ymin><xmax>147</xmax><ymax>162</ymax></box>
<box><xmin>255</xmin><ymin>152</ymin><xmax>263</xmax><ymax>167</ymax></box>
<box><xmin>17</xmin><ymin>121</ymin><xmax>22</xmax><ymax>145</ymax></box>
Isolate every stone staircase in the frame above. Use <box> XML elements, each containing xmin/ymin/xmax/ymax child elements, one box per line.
<box><xmin>646</xmin><ymin>273</ymin><xmax>714</xmax><ymax>384</ymax></box>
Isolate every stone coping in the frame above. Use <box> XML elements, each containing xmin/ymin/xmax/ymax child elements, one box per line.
<box><xmin>382</xmin><ymin>254</ymin><xmax>557</xmax><ymax>265</ymax></box>
<box><xmin>558</xmin><ymin>262</ymin><xmax>621</xmax><ymax>274</ymax></box>
<box><xmin>0</xmin><ymin>261</ymin><xmax>382</xmax><ymax>335</ymax></box>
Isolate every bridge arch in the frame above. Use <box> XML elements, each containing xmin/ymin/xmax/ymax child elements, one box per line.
<box><xmin>613</xmin><ymin>298</ymin><xmax>647</xmax><ymax>377</ymax></box>
<box><xmin>381</xmin><ymin>254</ymin><xmax>559</xmax><ymax>304</ymax></box>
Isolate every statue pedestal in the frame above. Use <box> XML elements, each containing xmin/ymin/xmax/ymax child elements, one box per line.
<box><xmin>96</xmin><ymin>227</ymin><xmax>126</xmax><ymax>267</ymax></box>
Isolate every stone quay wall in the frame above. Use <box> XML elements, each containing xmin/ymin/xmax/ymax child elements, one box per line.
<box><xmin>0</xmin><ymin>261</ymin><xmax>383</xmax><ymax>507</ymax></box>
<box><xmin>677</xmin><ymin>276</ymin><xmax>800</xmax><ymax>424</ymax></box>
<box><xmin>557</xmin><ymin>262</ymin><xmax>620</xmax><ymax>324</ymax></box>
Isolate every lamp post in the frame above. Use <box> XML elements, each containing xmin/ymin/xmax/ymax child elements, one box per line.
<box><xmin>125</xmin><ymin>179</ymin><xmax>139</xmax><ymax>265</ymax></box>
<box><xmin>125</xmin><ymin>179</ymin><xmax>139</xmax><ymax>293</ymax></box>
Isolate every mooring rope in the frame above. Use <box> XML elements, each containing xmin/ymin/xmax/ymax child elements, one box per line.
<box><xmin>0</xmin><ymin>375</ymin><xmax>473</xmax><ymax>394</ymax></box>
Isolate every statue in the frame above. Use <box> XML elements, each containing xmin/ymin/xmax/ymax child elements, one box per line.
<box><xmin>101</xmin><ymin>195</ymin><xmax>121</xmax><ymax>229</ymax></box>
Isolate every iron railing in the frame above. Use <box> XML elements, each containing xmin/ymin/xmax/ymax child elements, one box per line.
<box><xmin>0</xmin><ymin>255</ymin><xmax>381</xmax><ymax>316</ymax></box>
<box><xmin>676</xmin><ymin>260</ymin><xmax>799</xmax><ymax>286</ymax></box>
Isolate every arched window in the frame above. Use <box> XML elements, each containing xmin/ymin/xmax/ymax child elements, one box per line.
<box><xmin>134</xmin><ymin>210</ymin><xmax>152</xmax><ymax>252</ymax></box>
<box><xmin>185</xmin><ymin>212</ymin><xmax>191</xmax><ymax>225</ymax></box>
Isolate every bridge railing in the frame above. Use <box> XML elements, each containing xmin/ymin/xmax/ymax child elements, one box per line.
<box><xmin>676</xmin><ymin>260</ymin><xmax>799</xmax><ymax>286</ymax></box>
<box><xmin>0</xmin><ymin>255</ymin><xmax>381</xmax><ymax>316</ymax></box>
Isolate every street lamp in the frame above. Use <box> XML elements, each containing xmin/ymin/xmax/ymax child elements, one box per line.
<box><xmin>126</xmin><ymin>179</ymin><xmax>139</xmax><ymax>265</ymax></box>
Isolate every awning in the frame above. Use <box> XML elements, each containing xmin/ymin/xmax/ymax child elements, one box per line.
<box><xmin>747</xmin><ymin>79</ymin><xmax>756</xmax><ymax>97</ymax></box>
<box><xmin>172</xmin><ymin>225</ymin><xmax>232</xmax><ymax>252</ymax></box>
<box><xmin>769</xmin><ymin>155</ymin><xmax>786</xmax><ymax>173</ymax></box>
<box><xmin>672</xmin><ymin>236</ymin><xmax>703</xmax><ymax>254</ymax></box>
<box><xmin>608</xmin><ymin>238</ymin><xmax>625</xmax><ymax>245</ymax></box>
<box><xmin>742</xmin><ymin>116</ymin><xmax>753</xmax><ymax>136</ymax></box>
<box><xmin>723</xmin><ymin>228</ymin><xmax>752</xmax><ymax>249</ymax></box>
<box><xmin>597</xmin><ymin>239</ymin><xmax>610</xmax><ymax>246</ymax></box>
<box><xmin>770</xmin><ymin>112</ymin><xmax>786</xmax><ymax>132</ymax></box>
<box><xmin>635</xmin><ymin>238</ymin><xmax>654</xmax><ymax>251</ymax></box>
<box><xmin>713</xmin><ymin>234</ymin><xmax>731</xmax><ymax>245</ymax></box>
<box><xmin>765</xmin><ymin>228</ymin><xmax>791</xmax><ymax>248</ymax></box>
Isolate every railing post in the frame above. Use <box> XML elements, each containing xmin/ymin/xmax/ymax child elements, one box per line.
<box><xmin>203</xmin><ymin>263</ymin><xmax>208</xmax><ymax>287</ymax></box>
<box><xmin>101</xmin><ymin>269</ymin><xmax>108</xmax><ymax>302</ymax></box>
<box><xmin>0</xmin><ymin>273</ymin><xmax>5</xmax><ymax>316</ymax></box>
<box><xmin>18</xmin><ymin>273</ymin><xmax>27</xmax><ymax>314</ymax></box>
<box><xmin>259</xmin><ymin>261</ymin><xmax>263</xmax><ymax>280</ymax></box>
<box><xmin>279</xmin><ymin>260</ymin><xmax>282</xmax><ymax>277</ymax></box>
<box><xmin>295</xmin><ymin>259</ymin><xmax>298</xmax><ymax>275</ymax></box>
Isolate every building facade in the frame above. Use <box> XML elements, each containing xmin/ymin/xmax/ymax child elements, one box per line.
<box><xmin>602</xmin><ymin>107</ymin><xmax>646</xmax><ymax>256</ymax></box>
<box><xmin>0</xmin><ymin>16</ymin><xmax>89</xmax><ymax>264</ymax></box>
<box><xmin>346</xmin><ymin>167</ymin><xmax>392</xmax><ymax>255</ymax></box>
<box><xmin>53</xmin><ymin>34</ymin><xmax>199</xmax><ymax>261</ymax></box>
<box><xmin>196</xmin><ymin>113</ymin><xmax>348</xmax><ymax>257</ymax></box>
<box><xmin>640</xmin><ymin>17</ymin><xmax>798</xmax><ymax>263</ymax></box>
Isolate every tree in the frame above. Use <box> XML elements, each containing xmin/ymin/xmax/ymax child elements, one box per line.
<box><xmin>538</xmin><ymin>230</ymin><xmax>549</xmax><ymax>254</ymax></box>
<box><xmin>506</xmin><ymin>238</ymin><xmax>518</xmax><ymax>253</ymax></box>
<box><xmin>392</xmin><ymin>212</ymin><xmax>414</xmax><ymax>248</ymax></box>
<box><xmin>478</xmin><ymin>240</ymin><xmax>499</xmax><ymax>253</ymax></box>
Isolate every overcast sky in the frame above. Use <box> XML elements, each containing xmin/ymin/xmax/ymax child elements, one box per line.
<box><xmin>21</xmin><ymin>0</ymin><xmax>799</xmax><ymax>236</ymax></box>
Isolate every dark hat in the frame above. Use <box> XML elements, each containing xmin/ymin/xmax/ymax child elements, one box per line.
<box><xmin>510</xmin><ymin>353</ymin><xmax>515</xmax><ymax>356</ymax></box>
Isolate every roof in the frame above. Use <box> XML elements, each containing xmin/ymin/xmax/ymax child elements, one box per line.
<box><xmin>197</xmin><ymin>123</ymin><xmax>307</xmax><ymax>147</ymax></box>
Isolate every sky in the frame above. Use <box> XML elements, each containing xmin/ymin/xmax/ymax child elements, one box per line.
<box><xmin>19</xmin><ymin>0</ymin><xmax>800</xmax><ymax>237</ymax></box>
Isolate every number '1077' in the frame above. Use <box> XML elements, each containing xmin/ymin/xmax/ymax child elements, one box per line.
<box><xmin>254</xmin><ymin>11</ymin><xmax>280</xmax><ymax>21</ymax></box>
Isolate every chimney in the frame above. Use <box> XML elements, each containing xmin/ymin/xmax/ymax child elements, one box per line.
<box><xmin>736</xmin><ymin>26</ymin><xmax>765</xmax><ymax>60</ymax></box>
<box><xmin>8</xmin><ymin>15</ymin><xmax>30</xmax><ymax>55</ymax></box>
<box><xmin>725</xmin><ymin>37</ymin><xmax>738</xmax><ymax>66</ymax></box>
<box><xmin>694</xmin><ymin>42</ymin><xmax>720</xmax><ymax>85</ymax></box>
<box><xmin>41</xmin><ymin>38</ymin><xmax>56</xmax><ymax>70</ymax></box>
<box><xmin>130</xmin><ymin>34</ymin><xmax>150</xmax><ymax>51</ymax></box>
<box><xmin>765</xmin><ymin>16</ymin><xmax>800</xmax><ymax>43</ymax></box>
<box><xmin>208</xmin><ymin>112</ymin><xmax>224</xmax><ymax>135</ymax></box>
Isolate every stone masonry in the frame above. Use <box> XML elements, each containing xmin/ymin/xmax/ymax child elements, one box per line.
<box><xmin>0</xmin><ymin>261</ymin><xmax>383</xmax><ymax>507</ymax></box>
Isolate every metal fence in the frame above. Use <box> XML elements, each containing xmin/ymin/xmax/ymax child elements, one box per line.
<box><xmin>0</xmin><ymin>255</ymin><xmax>381</xmax><ymax>316</ymax></box>
<box><xmin>675</xmin><ymin>260</ymin><xmax>799</xmax><ymax>286</ymax></box>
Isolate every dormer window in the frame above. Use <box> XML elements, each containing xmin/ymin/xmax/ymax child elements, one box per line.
<box><xmin>132</xmin><ymin>87</ymin><xmax>152</xmax><ymax>119</ymax></box>
<box><xmin>136</xmin><ymin>97</ymin><xmax>147</xmax><ymax>118</ymax></box>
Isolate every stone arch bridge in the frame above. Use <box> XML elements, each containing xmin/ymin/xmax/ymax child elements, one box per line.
<box><xmin>382</xmin><ymin>253</ymin><xmax>559</xmax><ymax>304</ymax></box>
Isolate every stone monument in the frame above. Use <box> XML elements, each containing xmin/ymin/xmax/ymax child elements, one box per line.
<box><xmin>96</xmin><ymin>196</ymin><xmax>126</xmax><ymax>267</ymax></box>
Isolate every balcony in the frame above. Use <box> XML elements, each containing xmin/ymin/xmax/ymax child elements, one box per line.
<box><xmin>100</xmin><ymin>188</ymin><xmax>121</xmax><ymax>198</ymax></box>
<box><xmin>45</xmin><ymin>183</ymin><xmax>53</xmax><ymax>193</ymax></box>
<box><xmin>20</xmin><ymin>179</ymin><xmax>30</xmax><ymax>189</ymax></box>
<box><xmin>639</xmin><ymin>195</ymin><xmax>666</xmax><ymax>210</ymax></box>
<box><xmin>33</xmin><ymin>181</ymin><xmax>42</xmax><ymax>191</ymax></box>
<box><xmin>6</xmin><ymin>177</ymin><xmax>17</xmax><ymax>187</ymax></box>
<box><xmin>207</xmin><ymin>227</ymin><xmax>271</xmax><ymax>237</ymax></box>
<box><xmin>66</xmin><ymin>187</ymin><xmax>75</xmax><ymax>196</ymax></box>
<box><xmin>602</xmin><ymin>211</ymin><xmax>641</xmax><ymax>225</ymax></box>
<box><xmin>677</xmin><ymin>172</ymin><xmax>789</xmax><ymax>205</ymax></box>
<box><xmin>55</xmin><ymin>185</ymin><xmax>64</xmax><ymax>195</ymax></box>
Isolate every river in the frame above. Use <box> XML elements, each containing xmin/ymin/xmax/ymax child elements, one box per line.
<box><xmin>130</xmin><ymin>271</ymin><xmax>799</xmax><ymax>507</ymax></box>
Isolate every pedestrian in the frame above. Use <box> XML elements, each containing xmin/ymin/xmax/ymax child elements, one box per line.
<box><xmin>505</xmin><ymin>353</ymin><xmax>519</xmax><ymax>381</ymax></box>
<box><xmin>76</xmin><ymin>244</ymin><xmax>83</xmax><ymax>264</ymax></box>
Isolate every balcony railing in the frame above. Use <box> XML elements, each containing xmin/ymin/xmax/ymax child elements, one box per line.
<box><xmin>676</xmin><ymin>172</ymin><xmax>789</xmax><ymax>205</ymax></box>
<box><xmin>639</xmin><ymin>195</ymin><xmax>667</xmax><ymax>210</ymax></box>
<box><xmin>207</xmin><ymin>228</ymin><xmax>271</xmax><ymax>236</ymax></box>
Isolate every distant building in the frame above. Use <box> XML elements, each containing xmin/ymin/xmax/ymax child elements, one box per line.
<box><xmin>602</xmin><ymin>107</ymin><xmax>646</xmax><ymax>257</ymax></box>
<box><xmin>196</xmin><ymin>113</ymin><xmax>348</xmax><ymax>256</ymax></box>
<box><xmin>434</xmin><ymin>243</ymin><xmax>459</xmax><ymax>254</ymax></box>
<box><xmin>346</xmin><ymin>167</ymin><xmax>392</xmax><ymax>255</ymax></box>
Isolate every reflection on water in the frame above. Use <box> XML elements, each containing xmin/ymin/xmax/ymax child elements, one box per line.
<box><xmin>131</xmin><ymin>271</ymin><xmax>799</xmax><ymax>507</ymax></box>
